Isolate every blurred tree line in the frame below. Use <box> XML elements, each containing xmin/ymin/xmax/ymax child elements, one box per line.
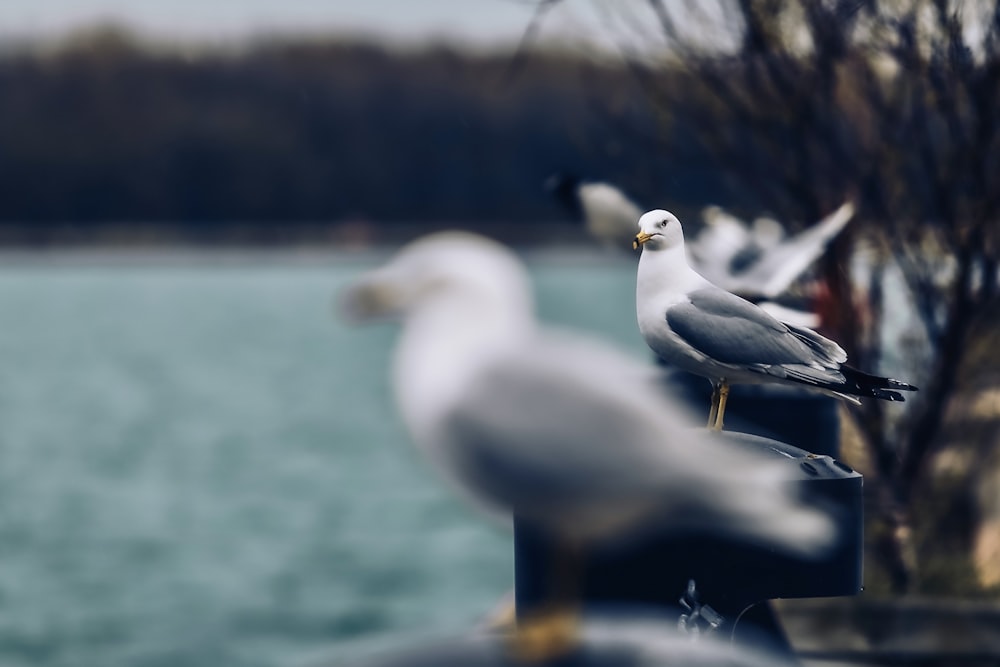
<box><xmin>0</xmin><ymin>25</ymin><xmax>732</xmax><ymax>242</ymax></box>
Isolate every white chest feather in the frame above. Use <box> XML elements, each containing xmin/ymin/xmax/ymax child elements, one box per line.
<box><xmin>392</xmin><ymin>299</ymin><xmax>530</xmax><ymax>453</ymax></box>
<box><xmin>636</xmin><ymin>248</ymin><xmax>708</xmax><ymax>332</ymax></box>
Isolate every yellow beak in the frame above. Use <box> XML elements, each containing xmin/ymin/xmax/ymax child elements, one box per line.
<box><xmin>341</xmin><ymin>280</ymin><xmax>397</xmax><ymax>322</ymax></box>
<box><xmin>633</xmin><ymin>231</ymin><xmax>652</xmax><ymax>251</ymax></box>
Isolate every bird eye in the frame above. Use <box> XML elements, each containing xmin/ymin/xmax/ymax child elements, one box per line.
<box><xmin>658</xmin><ymin>220</ymin><xmax>667</xmax><ymax>228</ymax></box>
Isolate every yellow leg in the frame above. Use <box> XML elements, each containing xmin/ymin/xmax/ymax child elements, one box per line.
<box><xmin>505</xmin><ymin>541</ymin><xmax>581</xmax><ymax>662</ymax></box>
<box><xmin>508</xmin><ymin>606</ymin><xmax>579</xmax><ymax>662</ymax></box>
<box><xmin>712</xmin><ymin>381</ymin><xmax>730</xmax><ymax>431</ymax></box>
<box><xmin>707</xmin><ymin>384</ymin><xmax>720</xmax><ymax>428</ymax></box>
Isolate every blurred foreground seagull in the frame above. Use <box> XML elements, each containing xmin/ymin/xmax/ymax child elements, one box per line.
<box><xmin>356</xmin><ymin>613</ymin><xmax>798</xmax><ymax>667</ymax></box>
<box><xmin>634</xmin><ymin>210</ymin><xmax>917</xmax><ymax>430</ymax></box>
<box><xmin>341</xmin><ymin>232</ymin><xmax>833</xmax><ymax>659</ymax></box>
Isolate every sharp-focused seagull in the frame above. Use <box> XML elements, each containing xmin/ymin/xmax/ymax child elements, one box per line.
<box><xmin>545</xmin><ymin>174</ymin><xmax>853</xmax><ymax>327</ymax></box>
<box><xmin>634</xmin><ymin>210</ymin><xmax>916</xmax><ymax>430</ymax></box>
<box><xmin>341</xmin><ymin>231</ymin><xmax>833</xmax><ymax>658</ymax></box>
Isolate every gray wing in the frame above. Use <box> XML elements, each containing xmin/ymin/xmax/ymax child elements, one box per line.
<box><xmin>667</xmin><ymin>288</ymin><xmax>843</xmax><ymax>368</ymax></box>
<box><xmin>441</xmin><ymin>335</ymin><xmax>835</xmax><ymax>554</ymax></box>
<box><xmin>440</xmin><ymin>341</ymin><xmax>696</xmax><ymax>515</ymax></box>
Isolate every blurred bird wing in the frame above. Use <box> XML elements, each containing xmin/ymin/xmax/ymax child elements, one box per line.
<box><xmin>441</xmin><ymin>337</ymin><xmax>692</xmax><ymax>513</ymax></box>
<box><xmin>439</xmin><ymin>332</ymin><xmax>834</xmax><ymax>554</ymax></box>
<box><xmin>735</xmin><ymin>201</ymin><xmax>854</xmax><ymax>298</ymax></box>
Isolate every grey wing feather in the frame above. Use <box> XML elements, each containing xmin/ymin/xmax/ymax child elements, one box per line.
<box><xmin>686</xmin><ymin>288</ymin><xmax>788</xmax><ymax>332</ymax></box>
<box><xmin>686</xmin><ymin>288</ymin><xmax>846</xmax><ymax>365</ymax></box>
<box><xmin>668</xmin><ymin>289</ymin><xmax>818</xmax><ymax>366</ymax></box>
<box><xmin>441</xmin><ymin>351</ymin><xmax>680</xmax><ymax>513</ymax></box>
<box><xmin>784</xmin><ymin>322</ymin><xmax>847</xmax><ymax>365</ymax></box>
<box><xmin>441</xmin><ymin>339</ymin><xmax>837</xmax><ymax>555</ymax></box>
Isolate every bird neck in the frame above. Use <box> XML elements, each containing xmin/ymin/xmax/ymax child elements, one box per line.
<box><xmin>636</xmin><ymin>245</ymin><xmax>707</xmax><ymax>297</ymax></box>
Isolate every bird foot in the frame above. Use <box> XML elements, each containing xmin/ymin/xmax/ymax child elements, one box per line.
<box><xmin>505</xmin><ymin>607</ymin><xmax>579</xmax><ymax>663</ymax></box>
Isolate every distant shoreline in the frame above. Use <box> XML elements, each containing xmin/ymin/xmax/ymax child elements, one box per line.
<box><xmin>0</xmin><ymin>235</ymin><xmax>626</xmax><ymax>268</ymax></box>
<box><xmin>0</xmin><ymin>220</ymin><xmax>610</xmax><ymax>252</ymax></box>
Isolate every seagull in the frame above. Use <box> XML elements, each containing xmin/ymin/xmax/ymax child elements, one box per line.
<box><xmin>342</xmin><ymin>231</ymin><xmax>833</xmax><ymax>659</ymax></box>
<box><xmin>693</xmin><ymin>202</ymin><xmax>855</xmax><ymax>303</ymax></box>
<box><xmin>545</xmin><ymin>174</ymin><xmax>853</xmax><ymax>327</ymax></box>
<box><xmin>634</xmin><ymin>209</ymin><xmax>917</xmax><ymax>430</ymax></box>
<box><xmin>546</xmin><ymin>172</ymin><xmax>643</xmax><ymax>250</ymax></box>
<box><xmin>688</xmin><ymin>205</ymin><xmax>756</xmax><ymax>273</ymax></box>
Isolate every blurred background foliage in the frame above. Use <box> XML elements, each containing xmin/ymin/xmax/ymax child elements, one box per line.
<box><xmin>0</xmin><ymin>24</ymin><xmax>724</xmax><ymax>241</ymax></box>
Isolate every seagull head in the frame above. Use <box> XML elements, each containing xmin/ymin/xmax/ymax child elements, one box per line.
<box><xmin>633</xmin><ymin>209</ymin><xmax>685</xmax><ymax>252</ymax></box>
<box><xmin>341</xmin><ymin>231</ymin><xmax>534</xmax><ymax>325</ymax></box>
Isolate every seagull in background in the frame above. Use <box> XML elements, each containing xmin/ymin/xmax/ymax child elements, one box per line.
<box><xmin>546</xmin><ymin>173</ymin><xmax>854</xmax><ymax>327</ymax></box>
<box><xmin>692</xmin><ymin>206</ymin><xmax>784</xmax><ymax>285</ymax></box>
<box><xmin>342</xmin><ymin>231</ymin><xmax>834</xmax><ymax>659</ymax></box>
<box><xmin>634</xmin><ymin>209</ymin><xmax>916</xmax><ymax>431</ymax></box>
<box><xmin>546</xmin><ymin>172</ymin><xmax>642</xmax><ymax>250</ymax></box>
<box><xmin>694</xmin><ymin>202</ymin><xmax>855</xmax><ymax>303</ymax></box>
<box><xmin>688</xmin><ymin>205</ymin><xmax>757</xmax><ymax>271</ymax></box>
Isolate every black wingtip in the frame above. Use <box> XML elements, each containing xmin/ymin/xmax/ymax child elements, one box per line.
<box><xmin>872</xmin><ymin>388</ymin><xmax>907</xmax><ymax>402</ymax></box>
<box><xmin>840</xmin><ymin>366</ymin><xmax>918</xmax><ymax>400</ymax></box>
<box><xmin>886</xmin><ymin>379</ymin><xmax>918</xmax><ymax>392</ymax></box>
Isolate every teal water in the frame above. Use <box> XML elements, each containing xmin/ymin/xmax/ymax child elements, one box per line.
<box><xmin>0</xmin><ymin>250</ymin><xmax>645</xmax><ymax>667</ymax></box>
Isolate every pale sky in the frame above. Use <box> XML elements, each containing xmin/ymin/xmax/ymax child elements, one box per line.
<box><xmin>0</xmin><ymin>0</ymin><xmax>614</xmax><ymax>47</ymax></box>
